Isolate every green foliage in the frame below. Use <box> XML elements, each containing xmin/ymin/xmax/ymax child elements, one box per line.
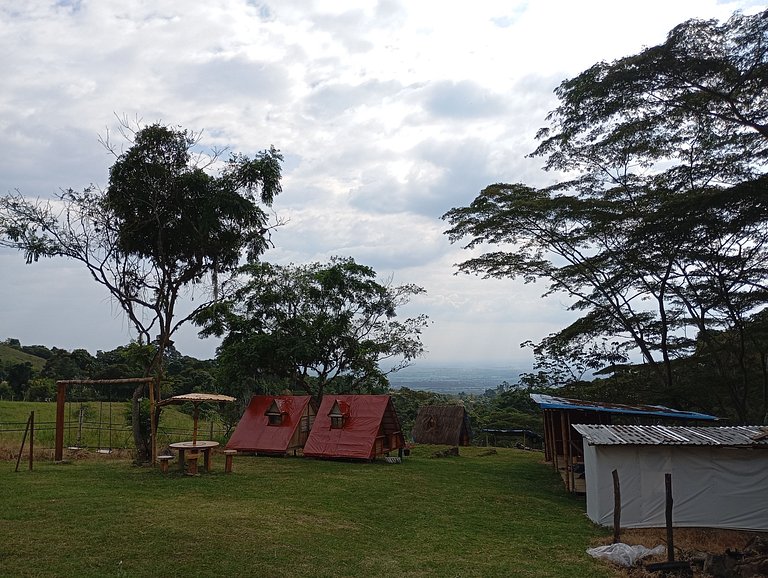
<box><xmin>0</xmin><ymin>341</ymin><xmax>46</xmax><ymax>372</ymax></box>
<box><xmin>0</xmin><ymin>121</ymin><xmax>283</xmax><ymax>460</ymax></box>
<box><xmin>24</xmin><ymin>378</ymin><xmax>55</xmax><ymax>402</ymax></box>
<box><xmin>443</xmin><ymin>10</ymin><xmax>768</xmax><ymax>423</ymax></box>
<box><xmin>6</xmin><ymin>362</ymin><xmax>33</xmax><ymax>398</ymax></box>
<box><xmin>40</xmin><ymin>348</ymin><xmax>95</xmax><ymax>380</ymax></box>
<box><xmin>198</xmin><ymin>257</ymin><xmax>429</xmax><ymax>404</ymax></box>
<box><xmin>389</xmin><ymin>386</ymin><xmax>450</xmax><ymax>439</ymax></box>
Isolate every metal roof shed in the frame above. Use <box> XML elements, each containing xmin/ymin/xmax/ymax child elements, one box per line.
<box><xmin>529</xmin><ymin>394</ymin><xmax>717</xmax><ymax>493</ymax></box>
<box><xmin>574</xmin><ymin>424</ymin><xmax>768</xmax><ymax>531</ymax></box>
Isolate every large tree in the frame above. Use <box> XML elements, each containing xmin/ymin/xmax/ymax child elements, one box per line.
<box><xmin>0</xmin><ymin>121</ymin><xmax>283</xmax><ymax>460</ymax></box>
<box><xmin>443</xmin><ymin>10</ymin><xmax>768</xmax><ymax>422</ymax></box>
<box><xmin>196</xmin><ymin>257</ymin><xmax>429</xmax><ymax>405</ymax></box>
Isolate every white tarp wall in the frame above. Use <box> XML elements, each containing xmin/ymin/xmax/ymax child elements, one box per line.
<box><xmin>584</xmin><ymin>444</ymin><xmax>768</xmax><ymax>531</ymax></box>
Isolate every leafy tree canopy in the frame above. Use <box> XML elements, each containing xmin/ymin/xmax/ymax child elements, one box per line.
<box><xmin>443</xmin><ymin>10</ymin><xmax>768</xmax><ymax>423</ymax></box>
<box><xmin>196</xmin><ymin>257</ymin><xmax>429</xmax><ymax>404</ymax></box>
<box><xmin>0</xmin><ymin>120</ymin><xmax>283</xmax><ymax>460</ymax></box>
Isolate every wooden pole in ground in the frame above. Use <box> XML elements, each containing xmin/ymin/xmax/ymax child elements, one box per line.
<box><xmin>28</xmin><ymin>411</ymin><xmax>34</xmax><ymax>471</ymax></box>
<box><xmin>665</xmin><ymin>473</ymin><xmax>674</xmax><ymax>562</ymax></box>
<box><xmin>55</xmin><ymin>381</ymin><xmax>66</xmax><ymax>461</ymax></box>
<box><xmin>560</xmin><ymin>412</ymin><xmax>571</xmax><ymax>492</ymax></box>
<box><xmin>612</xmin><ymin>469</ymin><xmax>621</xmax><ymax>543</ymax></box>
<box><xmin>15</xmin><ymin>412</ymin><xmax>33</xmax><ymax>472</ymax></box>
<box><xmin>149</xmin><ymin>375</ymin><xmax>157</xmax><ymax>466</ymax></box>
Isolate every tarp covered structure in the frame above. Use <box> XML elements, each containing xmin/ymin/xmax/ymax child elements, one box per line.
<box><xmin>575</xmin><ymin>424</ymin><xmax>768</xmax><ymax>531</ymax></box>
<box><xmin>226</xmin><ymin>395</ymin><xmax>315</xmax><ymax>455</ymax></box>
<box><xmin>303</xmin><ymin>395</ymin><xmax>405</xmax><ymax>460</ymax></box>
<box><xmin>530</xmin><ymin>393</ymin><xmax>718</xmax><ymax>493</ymax></box>
<box><xmin>412</xmin><ymin>405</ymin><xmax>472</xmax><ymax>446</ymax></box>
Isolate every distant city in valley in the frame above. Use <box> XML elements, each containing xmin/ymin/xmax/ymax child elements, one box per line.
<box><xmin>387</xmin><ymin>363</ymin><xmax>523</xmax><ymax>395</ymax></box>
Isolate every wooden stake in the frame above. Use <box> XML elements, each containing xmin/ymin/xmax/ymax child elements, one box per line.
<box><xmin>15</xmin><ymin>412</ymin><xmax>33</xmax><ymax>473</ymax></box>
<box><xmin>28</xmin><ymin>411</ymin><xmax>34</xmax><ymax>471</ymax></box>
<box><xmin>665</xmin><ymin>473</ymin><xmax>674</xmax><ymax>562</ymax></box>
<box><xmin>612</xmin><ymin>469</ymin><xmax>621</xmax><ymax>543</ymax></box>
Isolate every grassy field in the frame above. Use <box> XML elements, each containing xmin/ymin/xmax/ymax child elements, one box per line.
<box><xmin>0</xmin><ymin>343</ymin><xmax>46</xmax><ymax>372</ymax></box>
<box><xmin>0</xmin><ymin>401</ymin><xmax>227</xmax><ymax>456</ymax></box>
<box><xmin>0</xmin><ymin>445</ymin><xmax>616</xmax><ymax>578</ymax></box>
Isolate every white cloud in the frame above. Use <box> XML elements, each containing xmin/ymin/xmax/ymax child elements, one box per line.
<box><xmin>0</xmin><ymin>0</ymin><xmax>759</xmax><ymax>366</ymax></box>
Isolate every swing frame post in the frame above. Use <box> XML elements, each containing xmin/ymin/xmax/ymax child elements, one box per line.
<box><xmin>55</xmin><ymin>382</ymin><xmax>66</xmax><ymax>461</ymax></box>
<box><xmin>55</xmin><ymin>377</ymin><xmax>155</xmax><ymax>462</ymax></box>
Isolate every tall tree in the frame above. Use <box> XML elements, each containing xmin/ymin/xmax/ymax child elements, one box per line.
<box><xmin>196</xmin><ymin>257</ymin><xmax>429</xmax><ymax>405</ymax></box>
<box><xmin>443</xmin><ymin>10</ymin><xmax>768</xmax><ymax>422</ymax></box>
<box><xmin>0</xmin><ymin>121</ymin><xmax>283</xmax><ymax>460</ymax></box>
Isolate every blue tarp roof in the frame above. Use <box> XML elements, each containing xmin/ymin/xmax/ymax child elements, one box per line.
<box><xmin>529</xmin><ymin>393</ymin><xmax>718</xmax><ymax>421</ymax></box>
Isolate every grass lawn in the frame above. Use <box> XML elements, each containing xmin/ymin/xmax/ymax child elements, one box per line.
<box><xmin>0</xmin><ymin>401</ymin><xmax>226</xmax><ymax>455</ymax></box>
<box><xmin>0</xmin><ymin>445</ymin><xmax>616</xmax><ymax>578</ymax></box>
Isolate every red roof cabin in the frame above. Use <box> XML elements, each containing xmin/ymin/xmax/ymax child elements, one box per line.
<box><xmin>303</xmin><ymin>395</ymin><xmax>406</xmax><ymax>460</ymax></box>
<box><xmin>226</xmin><ymin>395</ymin><xmax>316</xmax><ymax>455</ymax></box>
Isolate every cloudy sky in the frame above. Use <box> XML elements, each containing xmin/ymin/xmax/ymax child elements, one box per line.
<box><xmin>0</xmin><ymin>0</ymin><xmax>762</xmax><ymax>367</ymax></box>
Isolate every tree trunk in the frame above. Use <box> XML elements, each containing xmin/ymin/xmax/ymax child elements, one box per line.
<box><xmin>131</xmin><ymin>383</ymin><xmax>149</xmax><ymax>464</ymax></box>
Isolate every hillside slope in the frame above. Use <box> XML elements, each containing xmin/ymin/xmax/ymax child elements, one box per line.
<box><xmin>0</xmin><ymin>344</ymin><xmax>46</xmax><ymax>372</ymax></box>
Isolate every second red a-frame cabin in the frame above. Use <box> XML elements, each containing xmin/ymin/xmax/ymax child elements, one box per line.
<box><xmin>303</xmin><ymin>395</ymin><xmax>406</xmax><ymax>460</ymax></box>
<box><xmin>226</xmin><ymin>395</ymin><xmax>316</xmax><ymax>455</ymax></box>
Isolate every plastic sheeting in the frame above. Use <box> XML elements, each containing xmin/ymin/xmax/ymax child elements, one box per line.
<box><xmin>226</xmin><ymin>395</ymin><xmax>313</xmax><ymax>453</ymax></box>
<box><xmin>303</xmin><ymin>395</ymin><xmax>403</xmax><ymax>460</ymax></box>
<box><xmin>587</xmin><ymin>544</ymin><xmax>665</xmax><ymax>567</ymax></box>
<box><xmin>584</xmin><ymin>444</ymin><xmax>768</xmax><ymax>530</ymax></box>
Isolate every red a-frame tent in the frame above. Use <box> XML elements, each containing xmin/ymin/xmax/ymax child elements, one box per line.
<box><xmin>226</xmin><ymin>395</ymin><xmax>315</xmax><ymax>455</ymax></box>
<box><xmin>303</xmin><ymin>395</ymin><xmax>405</xmax><ymax>460</ymax></box>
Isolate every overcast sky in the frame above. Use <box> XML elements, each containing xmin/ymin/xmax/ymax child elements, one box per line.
<box><xmin>0</xmin><ymin>0</ymin><xmax>762</xmax><ymax>367</ymax></box>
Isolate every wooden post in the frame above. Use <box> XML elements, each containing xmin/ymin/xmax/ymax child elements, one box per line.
<box><xmin>55</xmin><ymin>382</ymin><xmax>66</xmax><ymax>461</ymax></box>
<box><xmin>612</xmin><ymin>469</ymin><xmax>621</xmax><ymax>544</ymax></box>
<box><xmin>551</xmin><ymin>411</ymin><xmax>560</xmax><ymax>472</ymax></box>
<box><xmin>224</xmin><ymin>450</ymin><xmax>236</xmax><ymax>473</ymax></box>
<box><xmin>665</xmin><ymin>473</ymin><xmax>674</xmax><ymax>562</ymax></box>
<box><xmin>560</xmin><ymin>412</ymin><xmax>571</xmax><ymax>492</ymax></box>
<box><xmin>15</xmin><ymin>412</ymin><xmax>34</xmax><ymax>472</ymax></box>
<box><xmin>149</xmin><ymin>376</ymin><xmax>157</xmax><ymax>467</ymax></box>
<box><xmin>28</xmin><ymin>411</ymin><xmax>34</xmax><ymax>471</ymax></box>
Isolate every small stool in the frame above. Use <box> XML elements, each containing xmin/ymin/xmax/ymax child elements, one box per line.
<box><xmin>224</xmin><ymin>449</ymin><xmax>237</xmax><ymax>474</ymax></box>
<box><xmin>186</xmin><ymin>452</ymin><xmax>200</xmax><ymax>476</ymax></box>
<box><xmin>158</xmin><ymin>455</ymin><xmax>174</xmax><ymax>474</ymax></box>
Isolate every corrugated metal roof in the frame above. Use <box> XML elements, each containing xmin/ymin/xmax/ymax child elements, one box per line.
<box><xmin>573</xmin><ymin>424</ymin><xmax>768</xmax><ymax>447</ymax></box>
<box><xmin>529</xmin><ymin>393</ymin><xmax>718</xmax><ymax>421</ymax></box>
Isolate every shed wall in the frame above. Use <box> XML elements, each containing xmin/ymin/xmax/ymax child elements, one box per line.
<box><xmin>584</xmin><ymin>445</ymin><xmax>768</xmax><ymax>531</ymax></box>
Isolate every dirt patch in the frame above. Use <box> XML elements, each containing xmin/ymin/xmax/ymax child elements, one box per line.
<box><xmin>593</xmin><ymin>528</ymin><xmax>768</xmax><ymax>577</ymax></box>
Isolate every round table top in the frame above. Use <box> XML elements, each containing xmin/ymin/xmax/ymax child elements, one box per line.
<box><xmin>169</xmin><ymin>440</ymin><xmax>220</xmax><ymax>450</ymax></box>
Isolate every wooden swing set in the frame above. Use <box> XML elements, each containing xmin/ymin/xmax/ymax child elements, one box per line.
<box><xmin>54</xmin><ymin>377</ymin><xmax>155</xmax><ymax>462</ymax></box>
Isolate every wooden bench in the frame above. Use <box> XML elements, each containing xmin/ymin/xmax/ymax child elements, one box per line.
<box><xmin>223</xmin><ymin>449</ymin><xmax>237</xmax><ymax>474</ymax></box>
<box><xmin>158</xmin><ymin>454</ymin><xmax>174</xmax><ymax>474</ymax></box>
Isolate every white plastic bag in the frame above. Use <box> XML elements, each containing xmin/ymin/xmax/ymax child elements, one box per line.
<box><xmin>586</xmin><ymin>543</ymin><xmax>666</xmax><ymax>567</ymax></box>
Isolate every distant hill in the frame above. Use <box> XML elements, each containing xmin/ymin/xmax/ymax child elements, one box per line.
<box><xmin>0</xmin><ymin>344</ymin><xmax>47</xmax><ymax>372</ymax></box>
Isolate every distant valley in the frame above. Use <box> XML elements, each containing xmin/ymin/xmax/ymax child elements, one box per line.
<box><xmin>387</xmin><ymin>364</ymin><xmax>523</xmax><ymax>395</ymax></box>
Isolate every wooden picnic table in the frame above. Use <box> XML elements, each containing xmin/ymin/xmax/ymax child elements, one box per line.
<box><xmin>169</xmin><ymin>440</ymin><xmax>219</xmax><ymax>473</ymax></box>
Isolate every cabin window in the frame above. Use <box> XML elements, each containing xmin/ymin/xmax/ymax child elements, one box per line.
<box><xmin>267</xmin><ymin>413</ymin><xmax>283</xmax><ymax>426</ymax></box>
<box><xmin>328</xmin><ymin>399</ymin><xmax>349</xmax><ymax>429</ymax></box>
<box><xmin>426</xmin><ymin>417</ymin><xmax>436</xmax><ymax>431</ymax></box>
<box><xmin>330</xmin><ymin>415</ymin><xmax>345</xmax><ymax>429</ymax></box>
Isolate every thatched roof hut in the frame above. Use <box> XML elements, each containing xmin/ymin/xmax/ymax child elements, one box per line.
<box><xmin>412</xmin><ymin>405</ymin><xmax>472</xmax><ymax>446</ymax></box>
